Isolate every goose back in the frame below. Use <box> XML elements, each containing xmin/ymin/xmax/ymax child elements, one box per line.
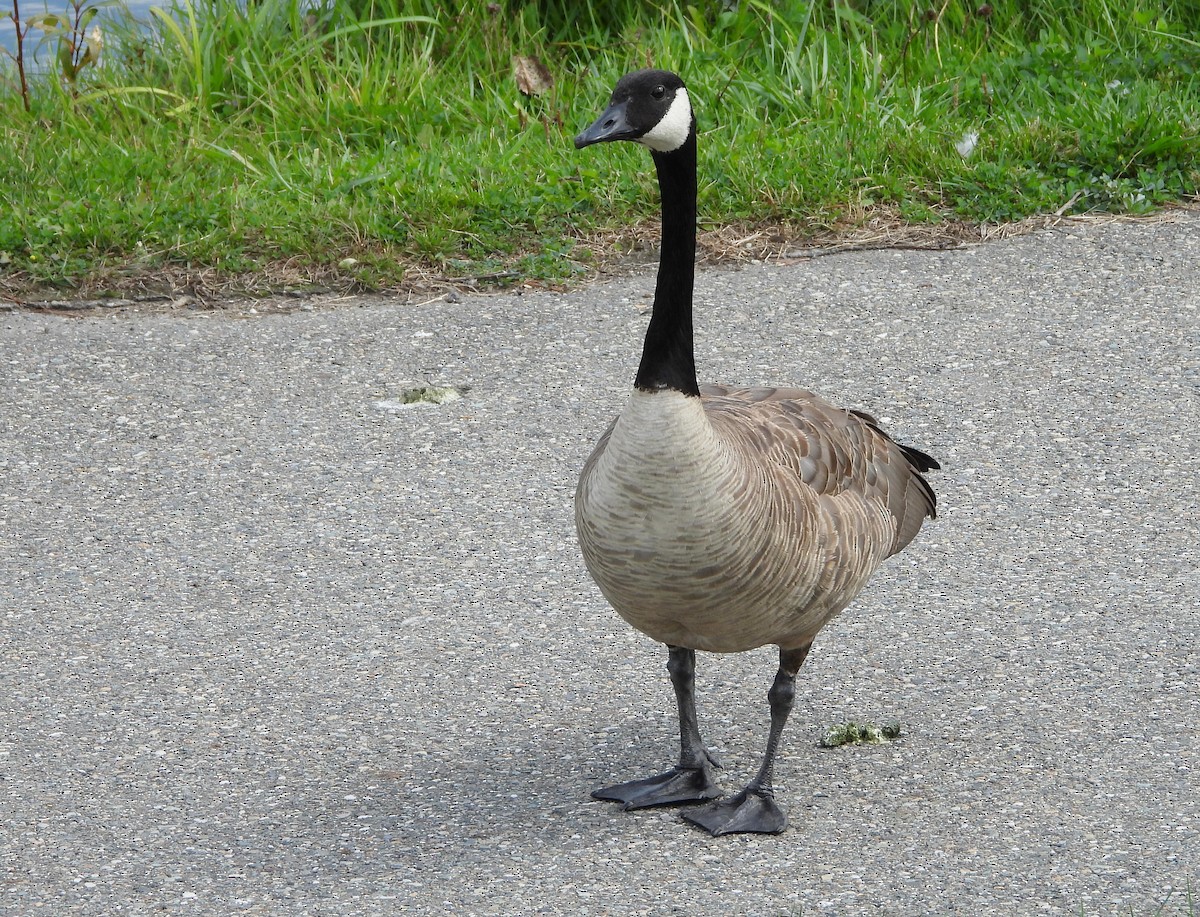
<box><xmin>700</xmin><ymin>384</ymin><xmax>938</xmax><ymax>555</ymax></box>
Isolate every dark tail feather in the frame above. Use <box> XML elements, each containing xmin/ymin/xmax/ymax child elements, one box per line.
<box><xmin>899</xmin><ymin>442</ymin><xmax>940</xmax><ymax>473</ymax></box>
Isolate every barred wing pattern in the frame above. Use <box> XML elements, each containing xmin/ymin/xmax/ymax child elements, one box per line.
<box><xmin>700</xmin><ymin>384</ymin><xmax>938</xmax><ymax>555</ymax></box>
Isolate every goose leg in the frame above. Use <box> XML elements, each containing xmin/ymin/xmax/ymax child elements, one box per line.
<box><xmin>682</xmin><ymin>643</ymin><xmax>811</xmax><ymax>836</ymax></box>
<box><xmin>592</xmin><ymin>645</ymin><xmax>724</xmax><ymax>810</ymax></box>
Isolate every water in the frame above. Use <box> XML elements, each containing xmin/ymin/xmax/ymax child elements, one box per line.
<box><xmin>1</xmin><ymin>0</ymin><xmax>157</xmax><ymax>61</ymax></box>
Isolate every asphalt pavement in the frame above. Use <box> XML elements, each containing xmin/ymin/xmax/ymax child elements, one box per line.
<box><xmin>2</xmin><ymin>212</ymin><xmax>1198</xmax><ymax>916</ymax></box>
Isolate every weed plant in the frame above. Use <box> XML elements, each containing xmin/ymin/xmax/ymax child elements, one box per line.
<box><xmin>1</xmin><ymin>0</ymin><xmax>1198</xmax><ymax>292</ymax></box>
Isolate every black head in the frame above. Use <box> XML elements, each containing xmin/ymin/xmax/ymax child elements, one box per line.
<box><xmin>574</xmin><ymin>69</ymin><xmax>694</xmax><ymax>153</ymax></box>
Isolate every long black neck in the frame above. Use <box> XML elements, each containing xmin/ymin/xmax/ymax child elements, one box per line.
<box><xmin>634</xmin><ymin>129</ymin><xmax>700</xmax><ymax>397</ymax></box>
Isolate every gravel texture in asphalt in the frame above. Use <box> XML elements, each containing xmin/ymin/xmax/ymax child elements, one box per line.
<box><xmin>2</xmin><ymin>213</ymin><xmax>1198</xmax><ymax>916</ymax></box>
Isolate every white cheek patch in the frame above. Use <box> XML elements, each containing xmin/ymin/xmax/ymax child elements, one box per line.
<box><xmin>638</xmin><ymin>88</ymin><xmax>693</xmax><ymax>152</ymax></box>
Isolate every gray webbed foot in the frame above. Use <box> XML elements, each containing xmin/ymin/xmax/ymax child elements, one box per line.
<box><xmin>681</xmin><ymin>786</ymin><xmax>787</xmax><ymax>836</ymax></box>
<box><xmin>592</xmin><ymin>765</ymin><xmax>724</xmax><ymax>810</ymax></box>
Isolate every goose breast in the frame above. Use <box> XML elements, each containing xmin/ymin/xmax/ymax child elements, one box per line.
<box><xmin>575</xmin><ymin>386</ymin><xmax>935</xmax><ymax>653</ymax></box>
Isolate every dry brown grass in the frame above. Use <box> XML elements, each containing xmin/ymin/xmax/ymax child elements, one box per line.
<box><xmin>3</xmin><ymin>203</ymin><xmax>1196</xmax><ymax>317</ymax></box>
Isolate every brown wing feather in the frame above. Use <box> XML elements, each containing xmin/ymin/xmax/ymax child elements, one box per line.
<box><xmin>699</xmin><ymin>384</ymin><xmax>938</xmax><ymax>556</ymax></box>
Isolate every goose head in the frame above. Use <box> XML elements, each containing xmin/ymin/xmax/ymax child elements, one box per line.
<box><xmin>574</xmin><ymin>69</ymin><xmax>694</xmax><ymax>154</ymax></box>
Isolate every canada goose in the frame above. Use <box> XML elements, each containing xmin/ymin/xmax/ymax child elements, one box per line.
<box><xmin>573</xmin><ymin>69</ymin><xmax>940</xmax><ymax>836</ymax></box>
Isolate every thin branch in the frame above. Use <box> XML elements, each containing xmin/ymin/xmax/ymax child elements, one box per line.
<box><xmin>10</xmin><ymin>0</ymin><xmax>31</xmax><ymax>111</ymax></box>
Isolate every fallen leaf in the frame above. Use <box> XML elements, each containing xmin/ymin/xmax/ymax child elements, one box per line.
<box><xmin>513</xmin><ymin>55</ymin><xmax>553</xmax><ymax>97</ymax></box>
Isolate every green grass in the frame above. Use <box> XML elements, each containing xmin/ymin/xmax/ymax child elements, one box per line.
<box><xmin>1</xmin><ymin>0</ymin><xmax>1199</xmax><ymax>295</ymax></box>
<box><xmin>1124</xmin><ymin>882</ymin><xmax>1198</xmax><ymax>917</ymax></box>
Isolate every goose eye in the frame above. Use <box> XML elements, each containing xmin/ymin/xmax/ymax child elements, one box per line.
<box><xmin>651</xmin><ymin>85</ymin><xmax>666</xmax><ymax>100</ymax></box>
